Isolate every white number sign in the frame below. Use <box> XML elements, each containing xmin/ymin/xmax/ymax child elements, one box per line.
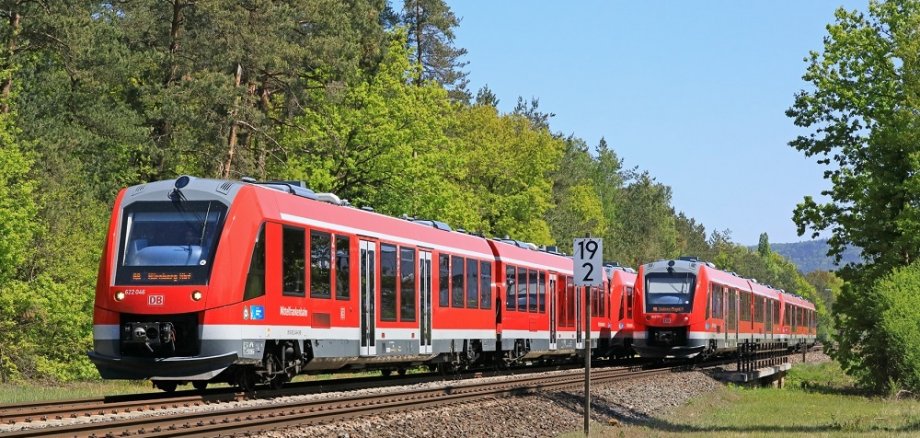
<box><xmin>573</xmin><ymin>238</ymin><xmax>603</xmax><ymax>286</ymax></box>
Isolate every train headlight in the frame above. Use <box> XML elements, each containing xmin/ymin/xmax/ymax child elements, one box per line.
<box><xmin>191</xmin><ymin>290</ymin><xmax>203</xmax><ymax>301</ymax></box>
<box><xmin>114</xmin><ymin>291</ymin><xmax>126</xmax><ymax>302</ymax></box>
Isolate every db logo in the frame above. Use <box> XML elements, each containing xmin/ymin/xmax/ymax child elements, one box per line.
<box><xmin>148</xmin><ymin>295</ymin><xmax>165</xmax><ymax>306</ymax></box>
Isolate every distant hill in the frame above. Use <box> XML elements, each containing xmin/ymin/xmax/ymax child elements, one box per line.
<box><xmin>766</xmin><ymin>239</ymin><xmax>862</xmax><ymax>273</ymax></box>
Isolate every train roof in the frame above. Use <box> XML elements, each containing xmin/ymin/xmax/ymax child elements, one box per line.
<box><xmin>748</xmin><ymin>280</ymin><xmax>781</xmax><ymax>300</ymax></box>
<box><xmin>249</xmin><ymin>184</ymin><xmax>495</xmax><ymax>260</ymax></box>
<box><xmin>487</xmin><ymin>238</ymin><xmax>573</xmax><ymax>275</ymax></box>
<box><xmin>782</xmin><ymin>292</ymin><xmax>816</xmax><ymax>310</ymax></box>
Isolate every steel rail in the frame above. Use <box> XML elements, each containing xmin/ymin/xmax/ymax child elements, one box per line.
<box><xmin>3</xmin><ymin>362</ymin><xmax>693</xmax><ymax>438</ymax></box>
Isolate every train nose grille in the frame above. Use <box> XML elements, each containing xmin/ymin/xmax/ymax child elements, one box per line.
<box><xmin>120</xmin><ymin>313</ymin><xmax>199</xmax><ymax>357</ymax></box>
<box><xmin>648</xmin><ymin>326</ymin><xmax>688</xmax><ymax>347</ymax></box>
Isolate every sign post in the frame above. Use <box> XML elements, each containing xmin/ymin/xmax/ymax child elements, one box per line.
<box><xmin>573</xmin><ymin>237</ymin><xmax>602</xmax><ymax>437</ymax></box>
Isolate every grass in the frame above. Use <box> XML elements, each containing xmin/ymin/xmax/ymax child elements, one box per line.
<box><xmin>0</xmin><ymin>380</ymin><xmax>157</xmax><ymax>404</ymax></box>
<box><xmin>568</xmin><ymin>362</ymin><xmax>920</xmax><ymax>437</ymax></box>
<box><xmin>0</xmin><ymin>367</ymin><xmax>425</xmax><ymax>405</ymax></box>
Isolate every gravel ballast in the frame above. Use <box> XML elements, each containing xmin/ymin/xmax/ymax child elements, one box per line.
<box><xmin>1</xmin><ymin>352</ymin><xmax>833</xmax><ymax>437</ymax></box>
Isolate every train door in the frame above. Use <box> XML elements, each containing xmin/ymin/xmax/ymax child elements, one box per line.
<box><xmin>726</xmin><ymin>288</ymin><xmax>738</xmax><ymax>347</ymax></box>
<box><xmin>418</xmin><ymin>250</ymin><xmax>433</xmax><ymax>355</ymax></box>
<box><xmin>359</xmin><ymin>240</ymin><xmax>377</xmax><ymax>356</ymax></box>
<box><xmin>549</xmin><ymin>274</ymin><xmax>557</xmax><ymax>350</ymax></box>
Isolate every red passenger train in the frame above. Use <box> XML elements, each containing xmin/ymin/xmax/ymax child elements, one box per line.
<box><xmin>89</xmin><ymin>177</ymin><xmax>636</xmax><ymax>391</ymax></box>
<box><xmin>632</xmin><ymin>258</ymin><xmax>817</xmax><ymax>359</ymax></box>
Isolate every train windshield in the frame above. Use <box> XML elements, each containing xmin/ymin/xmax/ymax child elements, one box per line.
<box><xmin>115</xmin><ymin>201</ymin><xmax>228</xmax><ymax>285</ymax></box>
<box><xmin>645</xmin><ymin>273</ymin><xmax>695</xmax><ymax>313</ymax></box>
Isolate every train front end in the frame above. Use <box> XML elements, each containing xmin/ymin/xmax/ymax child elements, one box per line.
<box><xmin>633</xmin><ymin>259</ymin><xmax>706</xmax><ymax>359</ymax></box>
<box><xmin>88</xmin><ymin>177</ymin><xmax>244</xmax><ymax>386</ymax></box>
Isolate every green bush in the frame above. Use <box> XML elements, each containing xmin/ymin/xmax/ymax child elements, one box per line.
<box><xmin>875</xmin><ymin>262</ymin><xmax>920</xmax><ymax>394</ymax></box>
<box><xmin>0</xmin><ymin>277</ymin><xmax>96</xmax><ymax>383</ymax></box>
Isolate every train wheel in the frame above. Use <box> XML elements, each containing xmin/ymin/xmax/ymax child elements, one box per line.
<box><xmin>153</xmin><ymin>380</ymin><xmax>178</xmax><ymax>393</ymax></box>
<box><xmin>397</xmin><ymin>368</ymin><xmax>407</xmax><ymax>376</ymax></box>
<box><xmin>192</xmin><ymin>381</ymin><xmax>208</xmax><ymax>391</ymax></box>
<box><xmin>381</xmin><ymin>369</ymin><xmax>393</xmax><ymax>377</ymax></box>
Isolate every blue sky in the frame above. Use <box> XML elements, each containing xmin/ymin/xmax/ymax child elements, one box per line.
<box><xmin>448</xmin><ymin>1</ymin><xmax>866</xmax><ymax>245</ymax></box>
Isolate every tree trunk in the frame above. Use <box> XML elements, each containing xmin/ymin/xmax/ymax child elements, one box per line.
<box><xmin>164</xmin><ymin>0</ymin><xmax>185</xmax><ymax>87</ymax></box>
<box><xmin>223</xmin><ymin>64</ymin><xmax>243</xmax><ymax>179</ymax></box>
<box><xmin>414</xmin><ymin>0</ymin><xmax>423</xmax><ymax>86</ymax></box>
<box><xmin>1</xmin><ymin>9</ymin><xmax>21</xmax><ymax>114</ymax></box>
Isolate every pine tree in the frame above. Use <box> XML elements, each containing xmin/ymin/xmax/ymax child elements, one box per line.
<box><xmin>402</xmin><ymin>0</ymin><xmax>470</xmax><ymax>102</ymax></box>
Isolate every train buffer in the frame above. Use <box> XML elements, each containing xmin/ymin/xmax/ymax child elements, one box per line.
<box><xmin>713</xmin><ymin>341</ymin><xmax>791</xmax><ymax>388</ymax></box>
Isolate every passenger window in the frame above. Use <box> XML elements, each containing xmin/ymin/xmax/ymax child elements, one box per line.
<box><xmin>282</xmin><ymin>226</ymin><xmax>306</xmax><ymax>296</ymax></box>
<box><xmin>626</xmin><ymin>286</ymin><xmax>633</xmax><ymax>319</ymax></box>
<box><xmin>517</xmin><ymin>268</ymin><xmax>528</xmax><ymax>312</ymax></box>
<box><xmin>480</xmin><ymin>261</ymin><xmax>492</xmax><ymax>309</ymax></box>
<box><xmin>380</xmin><ymin>244</ymin><xmax>397</xmax><ymax>321</ymax></box>
<box><xmin>439</xmin><ymin>254</ymin><xmax>450</xmax><ymax>307</ymax></box>
<box><xmin>538</xmin><ymin>271</ymin><xmax>546</xmax><ymax>313</ymax></box>
<box><xmin>566</xmin><ymin>277</ymin><xmax>576</xmax><ymax>325</ymax></box>
<box><xmin>400</xmin><ymin>247</ymin><xmax>416</xmax><ymax>322</ymax></box>
<box><xmin>618</xmin><ymin>286</ymin><xmax>626</xmax><ymax>320</ymax></box>
<box><xmin>243</xmin><ymin>225</ymin><xmax>266</xmax><ymax>300</ymax></box>
<box><xmin>451</xmin><ymin>255</ymin><xmax>464</xmax><ymax>308</ymax></box>
<box><xmin>506</xmin><ymin>266</ymin><xmax>516</xmax><ymax>311</ymax></box>
<box><xmin>466</xmin><ymin>258</ymin><xmax>479</xmax><ymax>309</ymax></box>
<box><xmin>706</xmin><ymin>286</ymin><xmax>716</xmax><ymax>319</ymax></box>
<box><xmin>528</xmin><ymin>270</ymin><xmax>537</xmax><ymax>312</ymax></box>
<box><xmin>335</xmin><ymin>235</ymin><xmax>350</xmax><ymax>300</ymax></box>
<box><xmin>309</xmin><ymin>230</ymin><xmax>331</xmax><ymax>298</ymax></box>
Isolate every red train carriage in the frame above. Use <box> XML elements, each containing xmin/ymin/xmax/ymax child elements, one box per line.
<box><xmin>89</xmin><ymin>176</ymin><xmax>500</xmax><ymax>390</ymax></box>
<box><xmin>781</xmin><ymin>293</ymin><xmax>817</xmax><ymax>348</ymax></box>
<box><xmin>633</xmin><ymin>257</ymin><xmax>816</xmax><ymax>359</ymax></box>
<box><xmin>599</xmin><ymin>265</ymin><xmax>636</xmax><ymax>358</ymax></box>
<box><xmin>90</xmin><ymin>176</ymin><xmax>635</xmax><ymax>390</ymax></box>
<box><xmin>489</xmin><ymin>239</ymin><xmax>571</xmax><ymax>361</ymax></box>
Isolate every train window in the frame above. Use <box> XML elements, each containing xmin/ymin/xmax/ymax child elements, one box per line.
<box><xmin>566</xmin><ymin>277</ymin><xmax>576</xmax><ymax>326</ymax></box>
<box><xmin>706</xmin><ymin>286</ymin><xmax>716</xmax><ymax>319</ymax></box>
<box><xmin>754</xmin><ymin>296</ymin><xmax>764</xmax><ymax>323</ymax></box>
<box><xmin>506</xmin><ymin>266</ymin><xmax>516</xmax><ymax>311</ymax></box>
<box><xmin>380</xmin><ymin>244</ymin><xmax>397</xmax><ymax>321</ymax></box>
<box><xmin>626</xmin><ymin>286</ymin><xmax>633</xmax><ymax>319</ymax></box>
<box><xmin>618</xmin><ymin>286</ymin><xmax>626</xmax><ymax>320</ymax></box>
<box><xmin>480</xmin><ymin>261</ymin><xmax>492</xmax><ymax>309</ymax></box>
<box><xmin>466</xmin><ymin>258</ymin><xmax>479</xmax><ymax>309</ymax></box>
<box><xmin>591</xmin><ymin>287</ymin><xmax>599</xmax><ymax>317</ymax></box>
<box><xmin>282</xmin><ymin>226</ymin><xmax>306</xmax><ymax>297</ymax></box>
<box><xmin>740</xmin><ymin>292</ymin><xmax>750</xmax><ymax>321</ymax></box>
<box><xmin>400</xmin><ymin>247</ymin><xmax>416</xmax><ymax>322</ymax></box>
<box><xmin>538</xmin><ymin>271</ymin><xmax>546</xmax><ymax>313</ymax></box>
<box><xmin>517</xmin><ymin>268</ymin><xmax>528</xmax><ymax>312</ymax></box>
<box><xmin>709</xmin><ymin>285</ymin><xmax>721</xmax><ymax>319</ymax></box>
<box><xmin>335</xmin><ymin>236</ymin><xmax>350</xmax><ymax>300</ymax></box>
<box><xmin>773</xmin><ymin>300</ymin><xmax>780</xmax><ymax>324</ymax></box>
<box><xmin>451</xmin><ymin>255</ymin><xmax>465</xmax><ymax>308</ymax></box>
<box><xmin>243</xmin><ymin>225</ymin><xmax>266</xmax><ymax>300</ymax></box>
<box><xmin>309</xmin><ymin>231</ymin><xmax>332</xmax><ymax>298</ymax></box>
<box><xmin>117</xmin><ymin>200</ymin><xmax>228</xmax><ymax>285</ymax></box>
<box><xmin>528</xmin><ymin>269</ymin><xmax>538</xmax><ymax>312</ymax></box>
<box><xmin>439</xmin><ymin>255</ymin><xmax>450</xmax><ymax>307</ymax></box>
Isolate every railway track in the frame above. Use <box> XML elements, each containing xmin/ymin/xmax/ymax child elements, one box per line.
<box><xmin>2</xmin><ymin>350</ymin><xmax>816</xmax><ymax>437</ymax></box>
<box><xmin>0</xmin><ymin>358</ymin><xmax>647</xmax><ymax>426</ymax></box>
<box><xmin>0</xmin><ymin>358</ymin><xmax>708</xmax><ymax>438</ymax></box>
